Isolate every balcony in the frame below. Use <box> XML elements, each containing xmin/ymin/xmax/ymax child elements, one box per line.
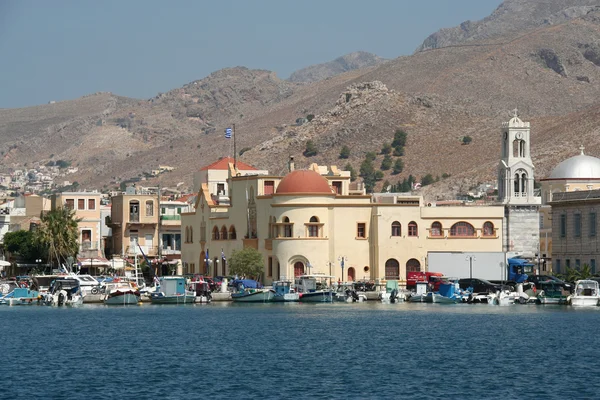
<box><xmin>126</xmin><ymin>245</ymin><xmax>159</xmax><ymax>257</ymax></box>
<box><xmin>160</xmin><ymin>215</ymin><xmax>181</xmax><ymax>221</ymax></box>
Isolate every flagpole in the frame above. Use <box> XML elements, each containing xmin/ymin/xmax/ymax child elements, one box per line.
<box><xmin>233</xmin><ymin>123</ymin><xmax>237</xmax><ymax>169</ymax></box>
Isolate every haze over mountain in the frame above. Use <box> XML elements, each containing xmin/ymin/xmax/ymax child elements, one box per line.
<box><xmin>2</xmin><ymin>0</ymin><xmax>600</xmax><ymax>201</ymax></box>
<box><xmin>288</xmin><ymin>51</ymin><xmax>387</xmax><ymax>83</ymax></box>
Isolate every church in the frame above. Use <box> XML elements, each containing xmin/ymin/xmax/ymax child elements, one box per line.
<box><xmin>181</xmin><ymin>113</ymin><xmax>541</xmax><ymax>283</ymax></box>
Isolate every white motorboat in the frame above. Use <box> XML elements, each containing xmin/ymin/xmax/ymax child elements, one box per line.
<box><xmin>42</xmin><ymin>278</ymin><xmax>84</xmax><ymax>306</ymax></box>
<box><xmin>570</xmin><ymin>280</ymin><xmax>600</xmax><ymax>307</ymax></box>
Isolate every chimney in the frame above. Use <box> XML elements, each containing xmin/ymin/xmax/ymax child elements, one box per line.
<box><xmin>288</xmin><ymin>156</ymin><xmax>295</xmax><ymax>172</ymax></box>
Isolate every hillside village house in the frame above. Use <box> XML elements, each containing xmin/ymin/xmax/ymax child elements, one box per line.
<box><xmin>181</xmin><ymin>160</ymin><xmax>505</xmax><ymax>284</ymax></box>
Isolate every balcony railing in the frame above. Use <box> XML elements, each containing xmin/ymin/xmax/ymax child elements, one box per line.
<box><xmin>125</xmin><ymin>245</ymin><xmax>158</xmax><ymax>257</ymax></box>
<box><xmin>160</xmin><ymin>215</ymin><xmax>181</xmax><ymax>221</ymax></box>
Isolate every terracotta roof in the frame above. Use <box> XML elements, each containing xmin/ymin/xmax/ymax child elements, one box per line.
<box><xmin>276</xmin><ymin>170</ymin><xmax>334</xmax><ymax>195</ymax></box>
<box><xmin>200</xmin><ymin>157</ymin><xmax>257</xmax><ymax>171</ymax></box>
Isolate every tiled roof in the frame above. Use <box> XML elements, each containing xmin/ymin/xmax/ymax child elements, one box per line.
<box><xmin>200</xmin><ymin>157</ymin><xmax>257</xmax><ymax>171</ymax></box>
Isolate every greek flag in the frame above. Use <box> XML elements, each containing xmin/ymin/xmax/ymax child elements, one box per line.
<box><xmin>221</xmin><ymin>249</ymin><xmax>226</xmax><ymax>262</ymax></box>
<box><xmin>224</xmin><ymin>127</ymin><xmax>232</xmax><ymax>139</ymax></box>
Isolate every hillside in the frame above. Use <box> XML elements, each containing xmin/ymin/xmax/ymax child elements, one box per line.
<box><xmin>288</xmin><ymin>51</ymin><xmax>387</xmax><ymax>83</ymax></box>
<box><xmin>1</xmin><ymin>0</ymin><xmax>600</xmax><ymax>201</ymax></box>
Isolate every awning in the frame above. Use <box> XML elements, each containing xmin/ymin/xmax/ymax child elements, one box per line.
<box><xmin>78</xmin><ymin>257</ymin><xmax>111</xmax><ymax>267</ymax></box>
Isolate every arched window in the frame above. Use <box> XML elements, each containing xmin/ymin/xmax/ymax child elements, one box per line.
<box><xmin>347</xmin><ymin>267</ymin><xmax>356</xmax><ymax>282</ymax></box>
<box><xmin>145</xmin><ymin>200</ymin><xmax>154</xmax><ymax>216</ymax></box>
<box><xmin>294</xmin><ymin>261</ymin><xmax>304</xmax><ymax>277</ymax></box>
<box><xmin>212</xmin><ymin>226</ymin><xmax>219</xmax><ymax>240</ymax></box>
<box><xmin>483</xmin><ymin>221</ymin><xmax>494</xmax><ymax>236</ymax></box>
<box><xmin>283</xmin><ymin>216</ymin><xmax>292</xmax><ymax>238</ymax></box>
<box><xmin>430</xmin><ymin>221</ymin><xmax>442</xmax><ymax>237</ymax></box>
<box><xmin>450</xmin><ymin>222</ymin><xmax>475</xmax><ymax>237</ymax></box>
<box><xmin>220</xmin><ymin>226</ymin><xmax>228</xmax><ymax>240</ymax></box>
<box><xmin>391</xmin><ymin>221</ymin><xmax>401</xmax><ymax>236</ymax></box>
<box><xmin>307</xmin><ymin>216</ymin><xmax>320</xmax><ymax>237</ymax></box>
<box><xmin>229</xmin><ymin>225</ymin><xmax>237</xmax><ymax>240</ymax></box>
<box><xmin>406</xmin><ymin>258</ymin><xmax>421</xmax><ymax>272</ymax></box>
<box><xmin>385</xmin><ymin>259</ymin><xmax>400</xmax><ymax>280</ymax></box>
<box><xmin>408</xmin><ymin>221</ymin><xmax>418</xmax><ymax>237</ymax></box>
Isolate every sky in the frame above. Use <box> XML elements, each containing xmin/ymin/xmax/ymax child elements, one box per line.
<box><xmin>0</xmin><ymin>0</ymin><xmax>502</xmax><ymax>109</ymax></box>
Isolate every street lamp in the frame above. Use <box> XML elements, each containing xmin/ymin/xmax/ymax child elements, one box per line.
<box><xmin>466</xmin><ymin>255</ymin><xmax>476</xmax><ymax>279</ymax></box>
<box><xmin>338</xmin><ymin>256</ymin><xmax>347</xmax><ymax>282</ymax></box>
<box><xmin>36</xmin><ymin>258</ymin><xmax>42</xmax><ymax>273</ymax></box>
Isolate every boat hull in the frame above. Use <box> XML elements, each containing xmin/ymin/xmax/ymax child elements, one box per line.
<box><xmin>105</xmin><ymin>293</ymin><xmax>140</xmax><ymax>305</ymax></box>
<box><xmin>299</xmin><ymin>291</ymin><xmax>334</xmax><ymax>303</ymax></box>
<box><xmin>272</xmin><ymin>293</ymin><xmax>300</xmax><ymax>302</ymax></box>
<box><xmin>571</xmin><ymin>296</ymin><xmax>599</xmax><ymax>307</ymax></box>
<box><xmin>232</xmin><ymin>290</ymin><xmax>274</xmax><ymax>303</ymax></box>
<box><xmin>150</xmin><ymin>294</ymin><xmax>196</xmax><ymax>304</ymax></box>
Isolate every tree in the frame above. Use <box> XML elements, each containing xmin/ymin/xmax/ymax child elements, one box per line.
<box><xmin>442</xmin><ymin>173</ymin><xmax>451</xmax><ymax>179</ymax></box>
<box><xmin>375</xmin><ymin>170</ymin><xmax>384</xmax><ymax>181</ymax></box>
<box><xmin>303</xmin><ymin>140</ymin><xmax>318</xmax><ymax>157</ymax></box>
<box><xmin>3</xmin><ymin>230</ymin><xmax>44</xmax><ymax>262</ymax></box>
<box><xmin>228</xmin><ymin>247</ymin><xmax>264</xmax><ymax>280</ymax></box>
<box><xmin>421</xmin><ymin>174</ymin><xmax>435</xmax><ymax>186</ymax></box>
<box><xmin>34</xmin><ymin>207</ymin><xmax>81</xmax><ymax>268</ymax></box>
<box><xmin>393</xmin><ymin>146</ymin><xmax>404</xmax><ymax>156</ymax></box>
<box><xmin>381</xmin><ymin>180</ymin><xmax>390</xmax><ymax>193</ymax></box>
<box><xmin>392</xmin><ymin>129</ymin><xmax>407</xmax><ymax>148</ymax></box>
<box><xmin>462</xmin><ymin>136</ymin><xmax>473</xmax><ymax>145</ymax></box>
<box><xmin>359</xmin><ymin>159</ymin><xmax>375</xmax><ymax>179</ymax></box>
<box><xmin>392</xmin><ymin>159</ymin><xmax>404</xmax><ymax>175</ymax></box>
<box><xmin>365</xmin><ymin>152</ymin><xmax>377</xmax><ymax>162</ymax></box>
<box><xmin>339</xmin><ymin>145</ymin><xmax>350</xmax><ymax>159</ymax></box>
<box><xmin>306</xmin><ymin>114</ymin><xmax>315</xmax><ymax>122</ymax></box>
<box><xmin>381</xmin><ymin>143</ymin><xmax>392</xmax><ymax>155</ymax></box>
<box><xmin>380</xmin><ymin>155</ymin><xmax>392</xmax><ymax>170</ymax></box>
<box><xmin>344</xmin><ymin>163</ymin><xmax>357</xmax><ymax>182</ymax></box>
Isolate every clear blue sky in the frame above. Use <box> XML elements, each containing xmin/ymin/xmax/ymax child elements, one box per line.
<box><xmin>0</xmin><ymin>0</ymin><xmax>502</xmax><ymax>108</ymax></box>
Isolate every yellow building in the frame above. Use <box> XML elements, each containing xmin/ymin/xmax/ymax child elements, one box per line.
<box><xmin>51</xmin><ymin>192</ymin><xmax>103</xmax><ymax>259</ymax></box>
<box><xmin>109</xmin><ymin>192</ymin><xmax>159</xmax><ymax>259</ymax></box>
<box><xmin>182</xmin><ymin>162</ymin><xmax>504</xmax><ymax>284</ymax></box>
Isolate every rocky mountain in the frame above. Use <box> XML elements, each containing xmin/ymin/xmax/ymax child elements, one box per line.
<box><xmin>416</xmin><ymin>0</ymin><xmax>600</xmax><ymax>52</ymax></box>
<box><xmin>288</xmin><ymin>51</ymin><xmax>386</xmax><ymax>83</ymax></box>
<box><xmin>2</xmin><ymin>0</ymin><xmax>600</xmax><ymax>201</ymax></box>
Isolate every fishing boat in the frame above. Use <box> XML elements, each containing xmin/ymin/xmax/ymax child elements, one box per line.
<box><xmin>1</xmin><ymin>287</ymin><xmax>41</xmax><ymax>306</ymax></box>
<box><xmin>150</xmin><ymin>276</ymin><xmax>196</xmax><ymax>304</ymax></box>
<box><xmin>272</xmin><ymin>280</ymin><xmax>299</xmax><ymax>302</ymax></box>
<box><xmin>188</xmin><ymin>278</ymin><xmax>212</xmax><ymax>303</ymax></box>
<box><xmin>409</xmin><ymin>281</ymin><xmax>431</xmax><ymax>303</ymax></box>
<box><xmin>231</xmin><ymin>279</ymin><xmax>274</xmax><ymax>303</ymax></box>
<box><xmin>569</xmin><ymin>280</ymin><xmax>600</xmax><ymax>307</ymax></box>
<box><xmin>295</xmin><ymin>274</ymin><xmax>334</xmax><ymax>303</ymax></box>
<box><xmin>103</xmin><ymin>280</ymin><xmax>141</xmax><ymax>305</ymax></box>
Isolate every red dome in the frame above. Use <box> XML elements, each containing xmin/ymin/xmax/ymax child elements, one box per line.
<box><xmin>276</xmin><ymin>170</ymin><xmax>333</xmax><ymax>194</ymax></box>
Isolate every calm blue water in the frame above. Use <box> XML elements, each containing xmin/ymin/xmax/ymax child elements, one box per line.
<box><xmin>2</xmin><ymin>302</ymin><xmax>600</xmax><ymax>399</ymax></box>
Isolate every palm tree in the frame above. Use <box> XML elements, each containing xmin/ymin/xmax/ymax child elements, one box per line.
<box><xmin>34</xmin><ymin>207</ymin><xmax>81</xmax><ymax>269</ymax></box>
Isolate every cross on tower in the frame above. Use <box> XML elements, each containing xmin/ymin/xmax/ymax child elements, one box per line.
<box><xmin>511</xmin><ymin>108</ymin><xmax>519</xmax><ymax>118</ymax></box>
<box><xmin>580</xmin><ymin>145</ymin><xmax>585</xmax><ymax>155</ymax></box>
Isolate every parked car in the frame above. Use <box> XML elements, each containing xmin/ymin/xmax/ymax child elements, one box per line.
<box><xmin>458</xmin><ymin>278</ymin><xmax>510</xmax><ymax>294</ymax></box>
<box><xmin>527</xmin><ymin>275</ymin><xmax>572</xmax><ymax>293</ymax></box>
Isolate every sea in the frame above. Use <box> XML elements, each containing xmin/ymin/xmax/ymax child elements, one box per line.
<box><xmin>2</xmin><ymin>302</ymin><xmax>600</xmax><ymax>400</ymax></box>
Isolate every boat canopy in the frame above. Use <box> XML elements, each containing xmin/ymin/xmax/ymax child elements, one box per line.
<box><xmin>231</xmin><ymin>279</ymin><xmax>262</xmax><ymax>289</ymax></box>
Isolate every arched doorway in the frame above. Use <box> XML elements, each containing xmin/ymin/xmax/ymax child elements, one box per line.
<box><xmin>385</xmin><ymin>259</ymin><xmax>400</xmax><ymax>279</ymax></box>
<box><xmin>406</xmin><ymin>258</ymin><xmax>421</xmax><ymax>272</ymax></box>
<box><xmin>347</xmin><ymin>267</ymin><xmax>355</xmax><ymax>282</ymax></box>
<box><xmin>294</xmin><ymin>261</ymin><xmax>305</xmax><ymax>277</ymax></box>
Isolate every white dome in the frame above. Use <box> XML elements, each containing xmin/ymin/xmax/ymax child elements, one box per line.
<box><xmin>549</xmin><ymin>151</ymin><xmax>600</xmax><ymax>180</ymax></box>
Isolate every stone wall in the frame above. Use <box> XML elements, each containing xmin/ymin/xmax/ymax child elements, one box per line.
<box><xmin>503</xmin><ymin>206</ymin><xmax>540</xmax><ymax>257</ymax></box>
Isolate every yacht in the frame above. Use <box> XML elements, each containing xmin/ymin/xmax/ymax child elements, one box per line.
<box><xmin>570</xmin><ymin>280</ymin><xmax>600</xmax><ymax>307</ymax></box>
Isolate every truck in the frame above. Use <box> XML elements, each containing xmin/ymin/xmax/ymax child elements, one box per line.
<box><xmin>426</xmin><ymin>251</ymin><xmax>532</xmax><ymax>284</ymax></box>
<box><xmin>406</xmin><ymin>271</ymin><xmax>444</xmax><ymax>291</ymax></box>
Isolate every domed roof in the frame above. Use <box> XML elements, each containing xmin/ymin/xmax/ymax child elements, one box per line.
<box><xmin>548</xmin><ymin>147</ymin><xmax>600</xmax><ymax>180</ymax></box>
<box><xmin>276</xmin><ymin>170</ymin><xmax>333</xmax><ymax>194</ymax></box>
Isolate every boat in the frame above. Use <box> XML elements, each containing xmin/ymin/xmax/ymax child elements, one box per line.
<box><xmin>150</xmin><ymin>276</ymin><xmax>196</xmax><ymax>304</ymax></box>
<box><xmin>188</xmin><ymin>278</ymin><xmax>212</xmax><ymax>303</ymax></box>
<box><xmin>41</xmin><ymin>278</ymin><xmax>85</xmax><ymax>306</ymax></box>
<box><xmin>103</xmin><ymin>280</ymin><xmax>141</xmax><ymax>305</ymax></box>
<box><xmin>231</xmin><ymin>279</ymin><xmax>274</xmax><ymax>303</ymax></box>
<box><xmin>380</xmin><ymin>280</ymin><xmax>409</xmax><ymax>304</ymax></box>
<box><xmin>1</xmin><ymin>287</ymin><xmax>41</xmax><ymax>306</ymax></box>
<box><xmin>295</xmin><ymin>274</ymin><xmax>334</xmax><ymax>303</ymax></box>
<box><xmin>569</xmin><ymin>280</ymin><xmax>600</xmax><ymax>307</ymax></box>
<box><xmin>272</xmin><ymin>280</ymin><xmax>299</xmax><ymax>302</ymax></box>
<box><xmin>409</xmin><ymin>281</ymin><xmax>431</xmax><ymax>303</ymax></box>
<box><xmin>334</xmin><ymin>283</ymin><xmax>366</xmax><ymax>303</ymax></box>
<box><xmin>69</xmin><ymin>274</ymin><xmax>103</xmax><ymax>303</ymax></box>
<box><xmin>536</xmin><ymin>281</ymin><xmax>569</xmax><ymax>305</ymax></box>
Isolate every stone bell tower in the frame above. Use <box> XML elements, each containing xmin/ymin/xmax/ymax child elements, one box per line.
<box><xmin>497</xmin><ymin>110</ymin><xmax>541</xmax><ymax>256</ymax></box>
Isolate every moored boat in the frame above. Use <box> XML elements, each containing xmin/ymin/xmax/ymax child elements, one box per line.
<box><xmin>569</xmin><ymin>280</ymin><xmax>600</xmax><ymax>307</ymax></box>
<box><xmin>103</xmin><ymin>281</ymin><xmax>141</xmax><ymax>305</ymax></box>
<box><xmin>230</xmin><ymin>279</ymin><xmax>274</xmax><ymax>303</ymax></box>
<box><xmin>295</xmin><ymin>274</ymin><xmax>334</xmax><ymax>303</ymax></box>
<box><xmin>272</xmin><ymin>280</ymin><xmax>299</xmax><ymax>302</ymax></box>
<box><xmin>536</xmin><ymin>281</ymin><xmax>569</xmax><ymax>305</ymax></box>
<box><xmin>150</xmin><ymin>276</ymin><xmax>196</xmax><ymax>304</ymax></box>
<box><xmin>41</xmin><ymin>278</ymin><xmax>85</xmax><ymax>306</ymax></box>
